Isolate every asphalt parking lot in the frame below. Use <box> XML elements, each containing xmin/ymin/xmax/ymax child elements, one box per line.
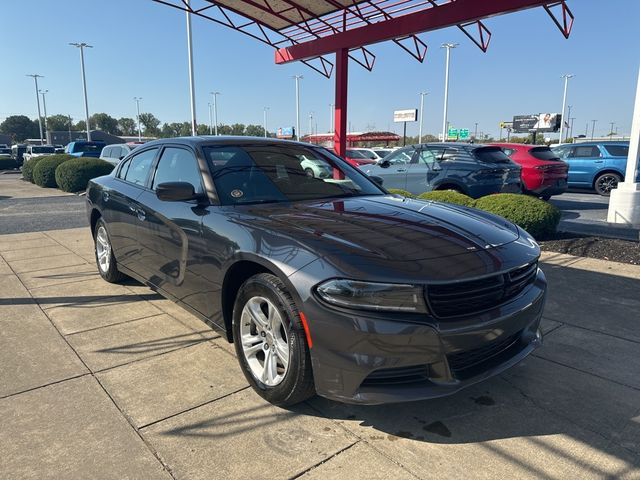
<box><xmin>1</xmin><ymin>178</ymin><xmax>640</xmax><ymax>479</ymax></box>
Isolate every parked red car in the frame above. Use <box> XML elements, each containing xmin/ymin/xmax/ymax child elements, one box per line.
<box><xmin>344</xmin><ymin>149</ymin><xmax>377</xmax><ymax>167</ymax></box>
<box><xmin>491</xmin><ymin>143</ymin><xmax>568</xmax><ymax>200</ymax></box>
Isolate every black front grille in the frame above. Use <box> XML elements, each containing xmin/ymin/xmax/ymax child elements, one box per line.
<box><xmin>427</xmin><ymin>262</ymin><xmax>537</xmax><ymax>318</ymax></box>
<box><xmin>361</xmin><ymin>365</ymin><xmax>429</xmax><ymax>387</ymax></box>
<box><xmin>447</xmin><ymin>330</ymin><xmax>522</xmax><ymax>380</ymax></box>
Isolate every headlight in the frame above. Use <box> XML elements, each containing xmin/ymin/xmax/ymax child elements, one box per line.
<box><xmin>316</xmin><ymin>279</ymin><xmax>428</xmax><ymax>313</ymax></box>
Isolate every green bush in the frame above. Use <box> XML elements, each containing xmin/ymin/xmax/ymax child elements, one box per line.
<box><xmin>387</xmin><ymin>188</ymin><xmax>417</xmax><ymax>198</ymax></box>
<box><xmin>0</xmin><ymin>158</ymin><xmax>18</xmax><ymax>170</ymax></box>
<box><xmin>55</xmin><ymin>158</ymin><xmax>114</xmax><ymax>192</ymax></box>
<box><xmin>474</xmin><ymin>193</ymin><xmax>561</xmax><ymax>239</ymax></box>
<box><xmin>32</xmin><ymin>154</ymin><xmax>75</xmax><ymax>188</ymax></box>
<box><xmin>22</xmin><ymin>156</ymin><xmax>47</xmax><ymax>182</ymax></box>
<box><xmin>417</xmin><ymin>190</ymin><xmax>475</xmax><ymax>207</ymax></box>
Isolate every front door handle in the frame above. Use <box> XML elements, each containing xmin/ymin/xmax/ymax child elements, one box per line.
<box><xmin>594</xmin><ymin>160</ymin><xmax>604</xmax><ymax>164</ymax></box>
<box><xmin>396</xmin><ymin>168</ymin><xmax>408</xmax><ymax>173</ymax></box>
<box><xmin>136</xmin><ymin>209</ymin><xmax>146</xmax><ymax>221</ymax></box>
<box><xmin>103</xmin><ymin>192</ymin><xmax>109</xmax><ymax>202</ymax></box>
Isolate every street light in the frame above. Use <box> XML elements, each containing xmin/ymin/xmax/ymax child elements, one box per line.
<box><xmin>308</xmin><ymin>111</ymin><xmax>314</xmax><ymax>140</ymax></box>
<box><xmin>39</xmin><ymin>89</ymin><xmax>49</xmax><ymax>137</ymax></box>
<box><xmin>474</xmin><ymin>122</ymin><xmax>478</xmax><ymax>140</ymax></box>
<box><xmin>609</xmin><ymin>121</ymin><xmax>616</xmax><ymax>137</ymax></box>
<box><xmin>263</xmin><ymin>107</ymin><xmax>269</xmax><ymax>138</ymax></box>
<box><xmin>26</xmin><ymin>74</ymin><xmax>44</xmax><ymax>145</ymax></box>
<box><xmin>292</xmin><ymin>75</ymin><xmax>303</xmax><ymax>141</ymax></box>
<box><xmin>208</xmin><ymin>103</ymin><xmax>213</xmax><ymax>135</ymax></box>
<box><xmin>210</xmin><ymin>92</ymin><xmax>220</xmax><ymax>135</ymax></box>
<box><xmin>559</xmin><ymin>74</ymin><xmax>574</xmax><ymax>143</ymax></box>
<box><xmin>134</xmin><ymin>97</ymin><xmax>142</xmax><ymax>141</ymax></box>
<box><xmin>440</xmin><ymin>43</ymin><xmax>458</xmax><ymax>143</ymax></box>
<box><xmin>185</xmin><ymin>0</ymin><xmax>197</xmax><ymax>136</ymax></box>
<box><xmin>69</xmin><ymin>42</ymin><xmax>93</xmax><ymax>141</ymax></box>
<box><xmin>418</xmin><ymin>92</ymin><xmax>428</xmax><ymax>144</ymax></box>
<box><xmin>591</xmin><ymin>119</ymin><xmax>598</xmax><ymax>140</ymax></box>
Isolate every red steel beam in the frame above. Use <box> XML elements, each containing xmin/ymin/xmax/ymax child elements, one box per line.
<box><xmin>276</xmin><ymin>0</ymin><xmax>552</xmax><ymax>63</ymax></box>
<box><xmin>333</xmin><ymin>48</ymin><xmax>349</xmax><ymax>163</ymax></box>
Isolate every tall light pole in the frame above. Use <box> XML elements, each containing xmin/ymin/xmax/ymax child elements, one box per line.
<box><xmin>591</xmin><ymin>120</ymin><xmax>597</xmax><ymax>140</ymax></box>
<box><xmin>474</xmin><ymin>122</ymin><xmax>478</xmax><ymax>140</ymax></box>
<box><xmin>569</xmin><ymin>117</ymin><xmax>575</xmax><ymax>139</ymax></box>
<box><xmin>293</xmin><ymin>75</ymin><xmax>303</xmax><ymax>141</ymax></box>
<box><xmin>134</xmin><ymin>97</ymin><xmax>142</xmax><ymax>141</ymax></box>
<box><xmin>26</xmin><ymin>74</ymin><xmax>44</xmax><ymax>144</ymax></box>
<box><xmin>69</xmin><ymin>43</ymin><xmax>93</xmax><ymax>141</ymax></box>
<box><xmin>329</xmin><ymin>103</ymin><xmax>334</xmax><ymax>133</ymax></box>
<box><xmin>185</xmin><ymin>0</ymin><xmax>197</xmax><ymax>136</ymax></box>
<box><xmin>609</xmin><ymin>121</ymin><xmax>616</xmax><ymax>137</ymax></box>
<box><xmin>559</xmin><ymin>74</ymin><xmax>574</xmax><ymax>143</ymax></box>
<box><xmin>308</xmin><ymin>111</ymin><xmax>314</xmax><ymax>140</ymax></box>
<box><xmin>210</xmin><ymin>92</ymin><xmax>220</xmax><ymax>135</ymax></box>
<box><xmin>263</xmin><ymin>107</ymin><xmax>269</xmax><ymax>138</ymax></box>
<box><xmin>39</xmin><ymin>89</ymin><xmax>49</xmax><ymax>138</ymax></box>
<box><xmin>418</xmin><ymin>92</ymin><xmax>428</xmax><ymax>144</ymax></box>
<box><xmin>208</xmin><ymin>103</ymin><xmax>213</xmax><ymax>135</ymax></box>
<box><xmin>441</xmin><ymin>43</ymin><xmax>458</xmax><ymax>143</ymax></box>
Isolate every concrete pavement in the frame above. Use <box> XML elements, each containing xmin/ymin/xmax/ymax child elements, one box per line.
<box><xmin>1</xmin><ymin>227</ymin><xmax>640</xmax><ymax>479</ymax></box>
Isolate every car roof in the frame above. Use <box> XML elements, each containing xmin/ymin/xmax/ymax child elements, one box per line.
<box><xmin>554</xmin><ymin>141</ymin><xmax>629</xmax><ymax>147</ymax></box>
<box><xmin>419</xmin><ymin>142</ymin><xmax>489</xmax><ymax>149</ymax></box>
<box><xmin>138</xmin><ymin>136</ymin><xmax>319</xmax><ymax>149</ymax></box>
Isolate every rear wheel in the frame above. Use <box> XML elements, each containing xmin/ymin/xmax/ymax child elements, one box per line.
<box><xmin>94</xmin><ymin>218</ymin><xmax>126</xmax><ymax>283</ymax></box>
<box><xmin>438</xmin><ymin>185</ymin><xmax>462</xmax><ymax>193</ymax></box>
<box><xmin>232</xmin><ymin>273</ymin><xmax>314</xmax><ymax>406</ymax></box>
<box><xmin>594</xmin><ymin>172</ymin><xmax>621</xmax><ymax>196</ymax></box>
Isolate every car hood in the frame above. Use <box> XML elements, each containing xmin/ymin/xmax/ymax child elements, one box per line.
<box><xmin>241</xmin><ymin>195</ymin><xmax>520</xmax><ymax>261</ymax></box>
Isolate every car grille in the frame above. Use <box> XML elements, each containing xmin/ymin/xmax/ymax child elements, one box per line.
<box><xmin>427</xmin><ymin>261</ymin><xmax>538</xmax><ymax>318</ymax></box>
<box><xmin>361</xmin><ymin>365</ymin><xmax>429</xmax><ymax>387</ymax></box>
<box><xmin>447</xmin><ymin>330</ymin><xmax>523</xmax><ymax>380</ymax></box>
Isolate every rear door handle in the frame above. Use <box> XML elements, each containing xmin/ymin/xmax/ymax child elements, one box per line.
<box><xmin>396</xmin><ymin>168</ymin><xmax>407</xmax><ymax>173</ymax></box>
<box><xmin>594</xmin><ymin>160</ymin><xmax>604</xmax><ymax>164</ymax></box>
<box><xmin>103</xmin><ymin>192</ymin><xmax>109</xmax><ymax>202</ymax></box>
<box><xmin>136</xmin><ymin>209</ymin><xmax>146</xmax><ymax>221</ymax></box>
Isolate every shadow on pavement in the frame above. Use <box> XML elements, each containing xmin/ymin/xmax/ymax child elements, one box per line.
<box><xmin>0</xmin><ymin>293</ymin><xmax>163</xmax><ymax>306</ymax></box>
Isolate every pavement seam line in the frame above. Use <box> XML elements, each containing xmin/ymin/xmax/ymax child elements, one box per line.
<box><xmin>287</xmin><ymin>440</ymin><xmax>361</xmax><ymax>480</ymax></box>
<box><xmin>542</xmin><ymin>315</ymin><xmax>640</xmax><ymax>345</ymax></box>
<box><xmin>0</xmin><ymin>372</ymin><xmax>92</xmax><ymax>400</ymax></box>
<box><xmin>5</xmin><ymin>260</ymin><xmax>178</xmax><ymax>480</ymax></box>
<box><xmin>137</xmin><ymin>386</ymin><xmax>251</xmax><ymax>430</ymax></box>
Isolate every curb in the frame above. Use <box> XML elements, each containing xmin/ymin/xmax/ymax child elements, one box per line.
<box><xmin>558</xmin><ymin>219</ymin><xmax>639</xmax><ymax>242</ymax></box>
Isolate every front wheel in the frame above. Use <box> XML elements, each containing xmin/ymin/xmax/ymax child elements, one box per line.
<box><xmin>94</xmin><ymin>218</ymin><xmax>126</xmax><ymax>283</ymax></box>
<box><xmin>594</xmin><ymin>172</ymin><xmax>621</xmax><ymax>196</ymax></box>
<box><xmin>232</xmin><ymin>273</ymin><xmax>314</xmax><ymax>406</ymax></box>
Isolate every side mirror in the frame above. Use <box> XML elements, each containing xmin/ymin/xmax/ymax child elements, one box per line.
<box><xmin>378</xmin><ymin>159</ymin><xmax>391</xmax><ymax>169</ymax></box>
<box><xmin>156</xmin><ymin>182</ymin><xmax>197</xmax><ymax>202</ymax></box>
<box><xmin>118</xmin><ymin>155</ymin><xmax>125</xmax><ymax>160</ymax></box>
<box><xmin>369</xmin><ymin>175</ymin><xmax>384</xmax><ymax>187</ymax></box>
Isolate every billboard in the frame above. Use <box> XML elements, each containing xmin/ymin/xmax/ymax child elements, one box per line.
<box><xmin>512</xmin><ymin>114</ymin><xmax>561</xmax><ymax>133</ymax></box>
<box><xmin>394</xmin><ymin>109</ymin><xmax>418</xmax><ymax>123</ymax></box>
<box><xmin>276</xmin><ymin>127</ymin><xmax>295</xmax><ymax>139</ymax></box>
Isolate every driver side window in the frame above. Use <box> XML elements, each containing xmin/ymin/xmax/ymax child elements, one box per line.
<box><xmin>417</xmin><ymin>149</ymin><xmax>436</xmax><ymax>166</ymax></box>
<box><xmin>384</xmin><ymin>148</ymin><xmax>414</xmax><ymax>165</ymax></box>
<box><xmin>152</xmin><ymin>147</ymin><xmax>203</xmax><ymax>194</ymax></box>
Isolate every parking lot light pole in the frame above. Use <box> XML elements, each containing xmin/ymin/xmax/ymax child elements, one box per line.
<box><xmin>69</xmin><ymin>43</ymin><xmax>93</xmax><ymax>141</ymax></box>
<box><xmin>134</xmin><ymin>97</ymin><xmax>142</xmax><ymax>142</ymax></box>
<box><xmin>293</xmin><ymin>75</ymin><xmax>303</xmax><ymax>141</ymax></box>
<box><xmin>26</xmin><ymin>74</ymin><xmax>44</xmax><ymax>145</ymax></box>
<box><xmin>418</xmin><ymin>92</ymin><xmax>428</xmax><ymax>144</ymax></box>
<box><xmin>591</xmin><ymin>119</ymin><xmax>597</xmax><ymax>140</ymax></box>
<box><xmin>263</xmin><ymin>107</ymin><xmax>269</xmax><ymax>138</ymax></box>
<box><xmin>40</xmin><ymin>89</ymin><xmax>49</xmax><ymax>138</ymax></box>
<box><xmin>559</xmin><ymin>74</ymin><xmax>574</xmax><ymax>143</ymax></box>
<box><xmin>207</xmin><ymin>103</ymin><xmax>213</xmax><ymax>135</ymax></box>
<box><xmin>184</xmin><ymin>0</ymin><xmax>197</xmax><ymax>136</ymax></box>
<box><xmin>210</xmin><ymin>92</ymin><xmax>220</xmax><ymax>135</ymax></box>
<box><xmin>441</xmin><ymin>43</ymin><xmax>458</xmax><ymax>143</ymax></box>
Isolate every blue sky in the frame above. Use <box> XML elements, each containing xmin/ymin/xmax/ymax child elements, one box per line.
<box><xmin>1</xmin><ymin>0</ymin><xmax>638</xmax><ymax>139</ymax></box>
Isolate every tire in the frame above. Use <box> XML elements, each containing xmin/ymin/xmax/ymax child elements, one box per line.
<box><xmin>232</xmin><ymin>273</ymin><xmax>315</xmax><ymax>406</ymax></box>
<box><xmin>540</xmin><ymin>195</ymin><xmax>551</xmax><ymax>201</ymax></box>
<box><xmin>93</xmin><ymin>218</ymin><xmax>126</xmax><ymax>283</ymax></box>
<box><xmin>594</xmin><ymin>172</ymin><xmax>621</xmax><ymax>196</ymax></box>
<box><xmin>438</xmin><ymin>185</ymin><xmax>462</xmax><ymax>193</ymax></box>
<box><xmin>304</xmin><ymin>168</ymin><xmax>315</xmax><ymax>178</ymax></box>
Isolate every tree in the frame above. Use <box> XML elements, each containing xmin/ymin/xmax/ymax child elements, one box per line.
<box><xmin>217</xmin><ymin>124</ymin><xmax>232</xmax><ymax>135</ymax></box>
<box><xmin>46</xmin><ymin>114</ymin><xmax>74</xmax><ymax>132</ymax></box>
<box><xmin>230</xmin><ymin>123</ymin><xmax>245</xmax><ymax>136</ymax></box>
<box><xmin>0</xmin><ymin>115</ymin><xmax>39</xmax><ymax>142</ymax></box>
<box><xmin>75</xmin><ymin>120</ymin><xmax>86</xmax><ymax>131</ymax></box>
<box><xmin>139</xmin><ymin>113</ymin><xmax>161</xmax><ymax>136</ymax></box>
<box><xmin>118</xmin><ymin>117</ymin><xmax>137</xmax><ymax>136</ymax></box>
<box><xmin>90</xmin><ymin>113</ymin><xmax>119</xmax><ymax>135</ymax></box>
<box><xmin>160</xmin><ymin>122</ymin><xmax>191</xmax><ymax>138</ymax></box>
<box><xmin>245</xmin><ymin>124</ymin><xmax>265</xmax><ymax>137</ymax></box>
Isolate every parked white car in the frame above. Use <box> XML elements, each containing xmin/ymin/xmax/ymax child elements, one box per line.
<box><xmin>22</xmin><ymin>145</ymin><xmax>56</xmax><ymax>163</ymax></box>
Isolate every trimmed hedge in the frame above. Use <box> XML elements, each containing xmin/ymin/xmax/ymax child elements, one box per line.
<box><xmin>417</xmin><ymin>190</ymin><xmax>475</xmax><ymax>207</ymax></box>
<box><xmin>474</xmin><ymin>193</ymin><xmax>561</xmax><ymax>239</ymax></box>
<box><xmin>55</xmin><ymin>158</ymin><xmax>115</xmax><ymax>192</ymax></box>
<box><xmin>387</xmin><ymin>188</ymin><xmax>417</xmax><ymax>198</ymax></box>
<box><xmin>0</xmin><ymin>158</ymin><xmax>18</xmax><ymax>170</ymax></box>
<box><xmin>22</xmin><ymin>156</ymin><xmax>47</xmax><ymax>182</ymax></box>
<box><xmin>32</xmin><ymin>154</ymin><xmax>75</xmax><ymax>188</ymax></box>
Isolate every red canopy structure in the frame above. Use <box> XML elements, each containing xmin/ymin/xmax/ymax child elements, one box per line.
<box><xmin>303</xmin><ymin>131</ymin><xmax>400</xmax><ymax>146</ymax></box>
<box><xmin>153</xmin><ymin>0</ymin><xmax>574</xmax><ymax>156</ymax></box>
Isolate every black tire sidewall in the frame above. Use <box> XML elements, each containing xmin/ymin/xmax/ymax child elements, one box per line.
<box><xmin>94</xmin><ymin>218</ymin><xmax>122</xmax><ymax>283</ymax></box>
<box><xmin>232</xmin><ymin>274</ymin><xmax>312</xmax><ymax>405</ymax></box>
<box><xmin>595</xmin><ymin>173</ymin><xmax>620</xmax><ymax>196</ymax></box>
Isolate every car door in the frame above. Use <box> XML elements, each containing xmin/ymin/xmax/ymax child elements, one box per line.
<box><xmin>102</xmin><ymin>147</ymin><xmax>159</xmax><ymax>273</ymax></box>
<box><xmin>363</xmin><ymin>147</ymin><xmax>414</xmax><ymax>190</ymax></box>
<box><xmin>564</xmin><ymin>145</ymin><xmax>602</xmax><ymax>186</ymax></box>
<box><xmin>135</xmin><ymin>145</ymin><xmax>212</xmax><ymax>315</ymax></box>
<box><xmin>405</xmin><ymin>148</ymin><xmax>441</xmax><ymax>193</ymax></box>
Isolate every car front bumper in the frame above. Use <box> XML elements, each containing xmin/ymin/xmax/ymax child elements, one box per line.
<box><xmin>297</xmin><ymin>269</ymin><xmax>546</xmax><ymax>405</ymax></box>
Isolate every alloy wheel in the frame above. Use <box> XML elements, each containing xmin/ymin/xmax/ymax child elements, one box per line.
<box><xmin>239</xmin><ymin>296</ymin><xmax>290</xmax><ymax>386</ymax></box>
<box><xmin>95</xmin><ymin>225</ymin><xmax>111</xmax><ymax>273</ymax></box>
<box><xmin>596</xmin><ymin>175</ymin><xmax>619</xmax><ymax>195</ymax></box>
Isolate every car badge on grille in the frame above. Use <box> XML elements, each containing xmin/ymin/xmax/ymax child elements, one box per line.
<box><xmin>231</xmin><ymin>189</ymin><xmax>244</xmax><ymax>198</ymax></box>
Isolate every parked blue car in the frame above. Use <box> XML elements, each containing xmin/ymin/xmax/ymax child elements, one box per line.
<box><xmin>551</xmin><ymin>142</ymin><xmax>635</xmax><ymax>196</ymax></box>
<box><xmin>65</xmin><ymin>141</ymin><xmax>106</xmax><ymax>158</ymax></box>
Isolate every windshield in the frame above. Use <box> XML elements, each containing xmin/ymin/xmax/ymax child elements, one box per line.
<box><xmin>203</xmin><ymin>145</ymin><xmax>384</xmax><ymax>205</ymax></box>
<box><xmin>353</xmin><ymin>149</ymin><xmax>377</xmax><ymax>159</ymax></box>
<box><xmin>32</xmin><ymin>146</ymin><xmax>55</xmax><ymax>154</ymax></box>
<box><xmin>346</xmin><ymin>149</ymin><xmax>367</xmax><ymax>159</ymax></box>
<box><xmin>529</xmin><ymin>147</ymin><xmax>561</xmax><ymax>161</ymax></box>
<box><xmin>474</xmin><ymin>147</ymin><xmax>512</xmax><ymax>164</ymax></box>
<box><xmin>73</xmin><ymin>143</ymin><xmax>104</xmax><ymax>153</ymax></box>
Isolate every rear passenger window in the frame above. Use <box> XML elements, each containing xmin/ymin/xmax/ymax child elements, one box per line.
<box><xmin>572</xmin><ymin>146</ymin><xmax>600</xmax><ymax>158</ymax></box>
<box><xmin>123</xmin><ymin>148</ymin><xmax>157</xmax><ymax>186</ymax></box>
